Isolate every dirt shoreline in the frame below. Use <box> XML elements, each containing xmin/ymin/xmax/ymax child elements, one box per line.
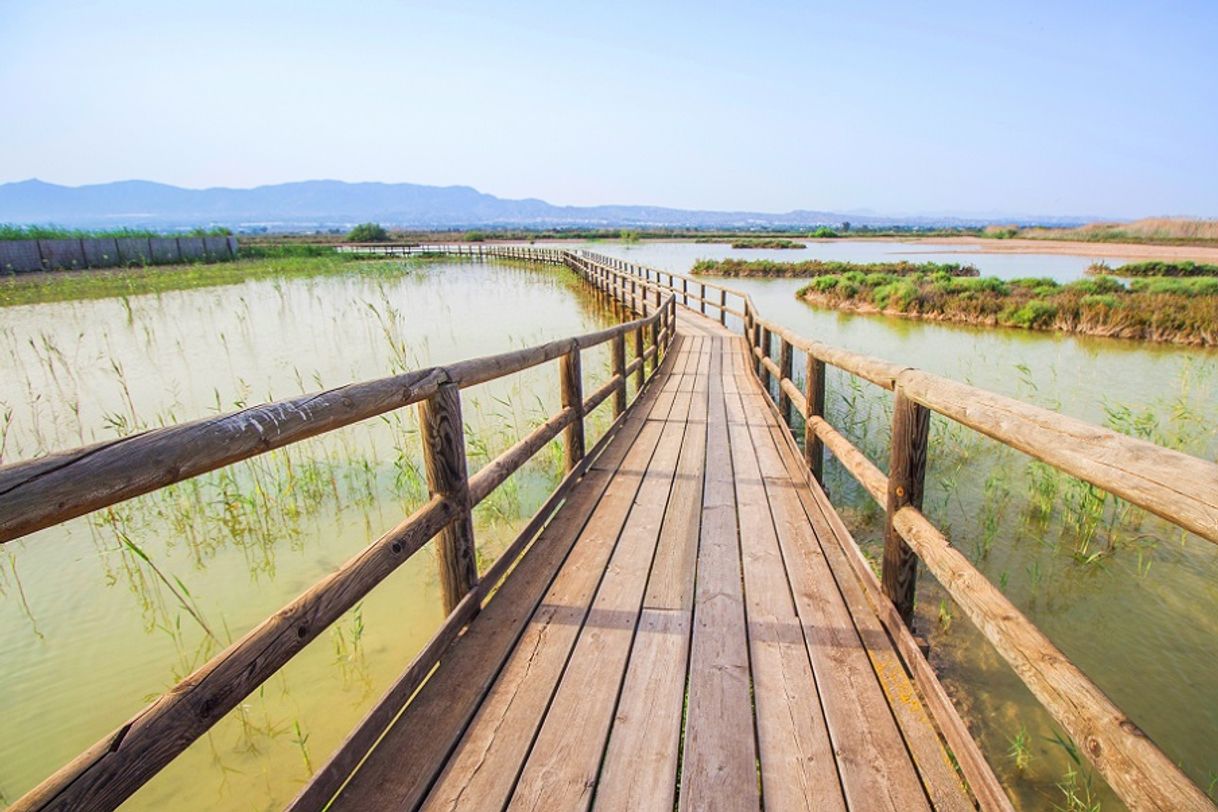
<box><xmin>901</xmin><ymin>236</ymin><xmax>1218</xmax><ymax>263</ymax></box>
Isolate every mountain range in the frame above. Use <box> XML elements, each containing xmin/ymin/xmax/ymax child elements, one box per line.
<box><xmin>0</xmin><ymin>179</ymin><xmax>1086</xmax><ymax>231</ymax></box>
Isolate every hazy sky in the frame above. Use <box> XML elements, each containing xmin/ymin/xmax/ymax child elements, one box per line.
<box><xmin>3</xmin><ymin>0</ymin><xmax>1216</xmax><ymax>218</ymax></box>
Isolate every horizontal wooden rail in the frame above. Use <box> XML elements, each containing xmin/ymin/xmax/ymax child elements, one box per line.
<box><xmin>585</xmin><ymin>248</ymin><xmax>1218</xmax><ymax>811</ymax></box>
<box><xmin>6</xmin><ymin>247</ymin><xmax>677</xmax><ymax>812</ymax></box>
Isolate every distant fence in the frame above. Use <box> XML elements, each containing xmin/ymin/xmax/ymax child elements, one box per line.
<box><xmin>0</xmin><ymin>236</ymin><xmax>239</xmax><ymax>274</ymax></box>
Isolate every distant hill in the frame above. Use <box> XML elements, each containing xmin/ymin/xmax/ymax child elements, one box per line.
<box><xmin>0</xmin><ymin>178</ymin><xmax>1085</xmax><ymax>231</ymax></box>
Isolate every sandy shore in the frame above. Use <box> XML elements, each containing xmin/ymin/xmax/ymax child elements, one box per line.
<box><xmin>906</xmin><ymin>236</ymin><xmax>1218</xmax><ymax>262</ymax></box>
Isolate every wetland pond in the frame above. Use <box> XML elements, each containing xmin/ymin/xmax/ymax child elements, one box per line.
<box><xmin>3</xmin><ymin>242</ymin><xmax>1217</xmax><ymax>810</ymax></box>
<box><xmin>0</xmin><ymin>257</ymin><xmax>624</xmax><ymax>809</ymax></box>
<box><xmin>587</xmin><ymin>239</ymin><xmax>1218</xmax><ymax>810</ymax></box>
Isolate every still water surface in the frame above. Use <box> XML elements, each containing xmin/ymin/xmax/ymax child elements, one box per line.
<box><xmin>2</xmin><ymin>244</ymin><xmax>1216</xmax><ymax>810</ymax></box>
<box><xmin>0</xmin><ymin>259</ymin><xmax>621</xmax><ymax>809</ymax></box>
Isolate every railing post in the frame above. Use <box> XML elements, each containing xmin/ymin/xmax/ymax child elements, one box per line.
<box><xmin>760</xmin><ymin>325</ymin><xmax>773</xmax><ymax>393</ymax></box>
<box><xmin>699</xmin><ymin>281</ymin><xmax>706</xmax><ymax>315</ymax></box>
<box><xmin>419</xmin><ymin>382</ymin><xmax>478</xmax><ymax>614</ymax></box>
<box><xmin>634</xmin><ymin>326</ymin><xmax>645</xmax><ymax>388</ymax></box>
<box><xmin>649</xmin><ymin>312</ymin><xmax>660</xmax><ymax>372</ymax></box>
<box><xmin>719</xmin><ymin>288</ymin><xmax>727</xmax><ymax>325</ymax></box>
<box><xmin>804</xmin><ymin>353</ymin><xmax>826</xmax><ymax>486</ymax></box>
<box><xmin>612</xmin><ymin>332</ymin><xmax>627</xmax><ymax>417</ymax></box>
<box><xmin>559</xmin><ymin>347</ymin><xmax>585</xmax><ymax>471</ymax></box>
<box><xmin>682</xmin><ymin>277</ymin><xmax>688</xmax><ymax>307</ymax></box>
<box><xmin>883</xmin><ymin>390</ymin><xmax>930</xmax><ymax>627</ymax></box>
<box><xmin>778</xmin><ymin>338</ymin><xmax>793</xmax><ymax>424</ymax></box>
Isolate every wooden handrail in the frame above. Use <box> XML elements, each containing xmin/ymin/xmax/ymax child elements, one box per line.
<box><xmin>4</xmin><ymin>248</ymin><xmax>677</xmax><ymax>812</ymax></box>
<box><xmin>597</xmin><ymin>250</ymin><xmax>1218</xmax><ymax>811</ymax></box>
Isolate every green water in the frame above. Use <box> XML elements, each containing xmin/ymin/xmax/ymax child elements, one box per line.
<box><xmin>590</xmin><ymin>241</ymin><xmax>1218</xmax><ymax>810</ymax></box>
<box><xmin>4</xmin><ymin>244</ymin><xmax>1216</xmax><ymax>810</ymax></box>
<box><xmin>0</xmin><ymin>258</ymin><xmax>623</xmax><ymax>810</ymax></box>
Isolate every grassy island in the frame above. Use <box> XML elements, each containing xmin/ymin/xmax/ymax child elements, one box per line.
<box><xmin>729</xmin><ymin>238</ymin><xmax>806</xmax><ymax>249</ymax></box>
<box><xmin>1088</xmin><ymin>260</ymin><xmax>1218</xmax><ymax>278</ymax></box>
<box><xmin>692</xmin><ymin>257</ymin><xmax>980</xmax><ymax>278</ymax></box>
<box><xmin>795</xmin><ymin>272</ymin><xmax>1218</xmax><ymax>346</ymax></box>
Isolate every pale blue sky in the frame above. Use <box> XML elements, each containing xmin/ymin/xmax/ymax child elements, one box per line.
<box><xmin>3</xmin><ymin>0</ymin><xmax>1216</xmax><ymax>218</ymax></box>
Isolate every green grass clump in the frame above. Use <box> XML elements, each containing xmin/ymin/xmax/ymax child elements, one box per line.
<box><xmin>808</xmin><ymin>227</ymin><xmax>840</xmax><ymax>238</ymax></box>
<box><xmin>1090</xmin><ymin>260</ymin><xmax>1218</xmax><ymax>278</ymax></box>
<box><xmin>692</xmin><ymin>258</ymin><xmax>979</xmax><ymax>278</ymax></box>
<box><xmin>729</xmin><ymin>238</ymin><xmax>806</xmax><ymax>249</ymax></box>
<box><xmin>796</xmin><ymin>271</ymin><xmax>1218</xmax><ymax>345</ymax></box>
<box><xmin>346</xmin><ymin>223</ymin><xmax>389</xmax><ymax>242</ymax></box>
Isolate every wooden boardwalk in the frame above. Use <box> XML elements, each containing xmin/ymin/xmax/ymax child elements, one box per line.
<box><xmin>323</xmin><ymin>310</ymin><xmax>981</xmax><ymax>811</ymax></box>
<box><xmin>11</xmin><ymin>245</ymin><xmax>1216</xmax><ymax>811</ymax></box>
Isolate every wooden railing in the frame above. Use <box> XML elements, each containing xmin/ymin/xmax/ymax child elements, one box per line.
<box><xmin>579</xmin><ymin>249</ymin><xmax>1218</xmax><ymax>811</ymax></box>
<box><xmin>0</xmin><ymin>247</ymin><xmax>677</xmax><ymax>811</ymax></box>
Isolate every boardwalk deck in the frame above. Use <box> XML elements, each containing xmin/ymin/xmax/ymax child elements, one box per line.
<box><xmin>323</xmin><ymin>309</ymin><xmax>985</xmax><ymax>811</ymax></box>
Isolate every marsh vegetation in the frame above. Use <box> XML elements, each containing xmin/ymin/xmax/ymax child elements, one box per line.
<box><xmin>692</xmin><ymin>257</ymin><xmax>980</xmax><ymax>278</ymax></box>
<box><xmin>795</xmin><ymin>271</ymin><xmax>1218</xmax><ymax>345</ymax></box>
<box><xmin>0</xmin><ymin>254</ymin><xmax>627</xmax><ymax>809</ymax></box>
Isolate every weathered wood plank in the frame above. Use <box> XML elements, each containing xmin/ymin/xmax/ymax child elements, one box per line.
<box><xmin>883</xmin><ymin>391</ymin><xmax>930</xmax><ymax>626</ymax></box>
<box><xmin>898</xmin><ymin>369</ymin><xmax>1218</xmax><ymax>545</ymax></box>
<box><xmin>506</xmin><ymin>413</ymin><xmax>687</xmax><ymax>809</ymax></box>
<box><xmin>595</xmin><ymin>336</ymin><xmax>708</xmax><ymax>812</ymax></box>
<box><xmin>760</xmin><ymin>420</ymin><xmax>983</xmax><ymax>812</ymax></box>
<box><xmin>328</xmin><ymin>351</ymin><xmax>683</xmax><ymax>811</ymax></box>
<box><xmin>680</xmin><ymin>338</ymin><xmax>759</xmax><ymax>812</ymax></box>
<box><xmin>725</xmin><ymin>387</ymin><xmax>844</xmax><ymax>811</ymax></box>
<box><xmin>420</xmin><ymin>382</ymin><xmax>479</xmax><ymax>613</ymax></box>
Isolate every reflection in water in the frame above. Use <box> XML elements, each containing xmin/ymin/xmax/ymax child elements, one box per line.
<box><xmin>0</xmin><ymin>259</ymin><xmax>622</xmax><ymax>809</ymax></box>
<box><xmin>588</xmin><ymin>241</ymin><xmax>1218</xmax><ymax>811</ymax></box>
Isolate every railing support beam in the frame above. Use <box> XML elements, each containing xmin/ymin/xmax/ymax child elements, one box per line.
<box><xmin>883</xmin><ymin>391</ymin><xmax>930</xmax><ymax>627</ymax></box>
<box><xmin>420</xmin><ymin>382</ymin><xmax>478</xmax><ymax>614</ymax></box>
<box><xmin>559</xmin><ymin>349</ymin><xmax>585</xmax><ymax>471</ymax></box>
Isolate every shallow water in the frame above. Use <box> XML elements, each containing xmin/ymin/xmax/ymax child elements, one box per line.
<box><xmin>3</xmin><ymin>245</ymin><xmax>1216</xmax><ymax>810</ymax></box>
<box><xmin>586</xmin><ymin>240</ymin><xmax>1218</xmax><ymax>810</ymax></box>
<box><xmin>0</xmin><ymin>259</ymin><xmax>623</xmax><ymax>809</ymax></box>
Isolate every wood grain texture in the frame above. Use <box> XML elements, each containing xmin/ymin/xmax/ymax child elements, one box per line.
<box><xmin>421</xmin><ymin>382</ymin><xmax>479</xmax><ymax>613</ymax></box>
<box><xmin>680</xmin><ymin>338</ymin><xmax>760</xmax><ymax>812</ymax></box>
<box><xmin>559</xmin><ymin>349</ymin><xmax>586</xmax><ymax>472</ymax></box>
<box><xmin>883</xmin><ymin>391</ymin><xmax>930</xmax><ymax>626</ymax></box>
<box><xmin>804</xmin><ymin>353</ymin><xmax>826</xmax><ymax>485</ymax></box>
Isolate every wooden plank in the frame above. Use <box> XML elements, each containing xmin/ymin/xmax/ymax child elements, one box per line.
<box><xmin>412</xmin><ymin>417</ymin><xmax>681</xmax><ymax>810</ymax></box>
<box><xmin>0</xmin><ymin>366</ymin><xmax>445</xmax><ymax>544</ymax></box>
<box><xmin>679</xmin><ymin>338</ymin><xmax>759</xmax><ymax>812</ymax></box>
<box><xmin>560</xmin><ymin>349</ymin><xmax>586</xmax><ymax>471</ymax></box>
<box><xmin>724</xmin><ymin>388</ymin><xmax>844</xmax><ymax>811</ymax></box>
<box><xmin>759</xmin><ymin>420</ymin><xmax>979</xmax><ymax>812</ymax></box>
<box><xmin>804</xmin><ymin>354</ymin><xmax>826</xmax><ymax>485</ymax></box>
<box><xmin>897</xmin><ymin>369</ymin><xmax>1218</xmax><ymax>545</ymax></box>
<box><xmin>595</xmin><ymin>336</ymin><xmax>709</xmax><ymax>812</ymax></box>
<box><xmin>755</xmin><ymin>396</ymin><xmax>1014</xmax><ymax>811</ymax></box>
<box><xmin>505</xmin><ymin>410</ymin><xmax>688</xmax><ymax>809</ymax></box>
<box><xmin>330</xmin><ymin>352</ymin><xmax>682</xmax><ymax>811</ymax></box>
<box><xmin>732</xmin><ymin>407</ymin><xmax>927</xmax><ymax>811</ymax></box>
<box><xmin>420</xmin><ymin>382</ymin><xmax>479</xmax><ymax>612</ymax></box>
<box><xmin>883</xmin><ymin>391</ymin><xmax>930</xmax><ymax>626</ymax></box>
